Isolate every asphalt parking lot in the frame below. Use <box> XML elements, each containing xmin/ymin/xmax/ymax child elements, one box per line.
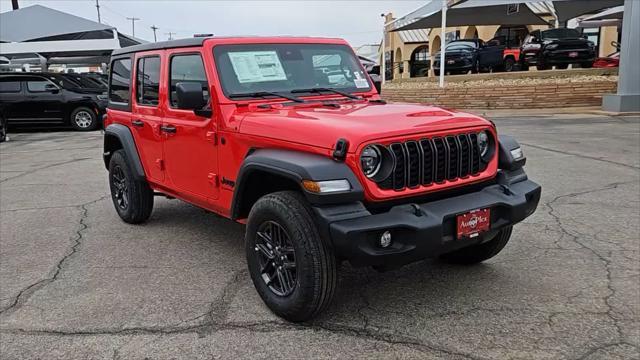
<box><xmin>0</xmin><ymin>114</ymin><xmax>638</xmax><ymax>359</ymax></box>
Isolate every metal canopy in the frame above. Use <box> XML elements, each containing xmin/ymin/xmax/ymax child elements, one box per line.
<box><xmin>581</xmin><ymin>5</ymin><xmax>624</xmax><ymax>21</ymax></box>
<box><xmin>392</xmin><ymin>1</ymin><xmax>549</xmax><ymax>32</ymax></box>
<box><xmin>0</xmin><ymin>5</ymin><xmax>113</xmax><ymax>42</ymax></box>
<box><xmin>554</xmin><ymin>0</ymin><xmax>623</xmax><ymax>23</ymax></box>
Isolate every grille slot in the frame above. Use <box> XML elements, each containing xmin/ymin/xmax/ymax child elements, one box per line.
<box><xmin>378</xmin><ymin>133</ymin><xmax>484</xmax><ymax>192</ymax></box>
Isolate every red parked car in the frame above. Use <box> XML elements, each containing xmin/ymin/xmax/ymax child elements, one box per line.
<box><xmin>104</xmin><ymin>36</ymin><xmax>541</xmax><ymax>321</ymax></box>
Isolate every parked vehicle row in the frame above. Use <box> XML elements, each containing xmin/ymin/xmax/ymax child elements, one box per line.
<box><xmin>0</xmin><ymin>72</ymin><xmax>108</xmax><ymax>134</ymax></box>
<box><xmin>432</xmin><ymin>28</ymin><xmax>597</xmax><ymax>76</ymax></box>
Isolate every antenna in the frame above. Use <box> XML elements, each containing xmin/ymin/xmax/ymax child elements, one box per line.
<box><xmin>126</xmin><ymin>17</ymin><xmax>141</xmax><ymax>37</ymax></box>
<box><xmin>151</xmin><ymin>25</ymin><xmax>159</xmax><ymax>42</ymax></box>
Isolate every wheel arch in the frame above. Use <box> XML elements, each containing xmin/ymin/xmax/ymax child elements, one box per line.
<box><xmin>103</xmin><ymin>123</ymin><xmax>146</xmax><ymax>180</ymax></box>
<box><xmin>230</xmin><ymin>149</ymin><xmax>364</xmax><ymax>220</ymax></box>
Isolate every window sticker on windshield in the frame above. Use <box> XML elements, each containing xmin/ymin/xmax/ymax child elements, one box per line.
<box><xmin>228</xmin><ymin>51</ymin><xmax>287</xmax><ymax>83</ymax></box>
<box><xmin>353</xmin><ymin>71</ymin><xmax>369</xmax><ymax>88</ymax></box>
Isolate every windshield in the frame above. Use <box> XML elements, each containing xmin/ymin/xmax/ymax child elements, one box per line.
<box><xmin>541</xmin><ymin>28</ymin><xmax>581</xmax><ymax>40</ymax></box>
<box><xmin>213</xmin><ymin>43</ymin><xmax>371</xmax><ymax>99</ymax></box>
<box><xmin>445</xmin><ymin>41</ymin><xmax>477</xmax><ymax>51</ymax></box>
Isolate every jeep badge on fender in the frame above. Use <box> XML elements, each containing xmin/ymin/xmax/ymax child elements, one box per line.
<box><xmin>103</xmin><ymin>36</ymin><xmax>541</xmax><ymax>322</ymax></box>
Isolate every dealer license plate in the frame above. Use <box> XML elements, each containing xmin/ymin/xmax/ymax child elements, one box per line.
<box><xmin>569</xmin><ymin>51</ymin><xmax>579</xmax><ymax>58</ymax></box>
<box><xmin>457</xmin><ymin>208</ymin><xmax>491</xmax><ymax>239</ymax></box>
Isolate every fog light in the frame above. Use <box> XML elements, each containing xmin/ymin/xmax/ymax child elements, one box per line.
<box><xmin>379</xmin><ymin>231</ymin><xmax>392</xmax><ymax>248</ymax></box>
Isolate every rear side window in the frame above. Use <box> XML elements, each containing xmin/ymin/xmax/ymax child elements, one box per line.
<box><xmin>169</xmin><ymin>54</ymin><xmax>209</xmax><ymax>107</ymax></box>
<box><xmin>0</xmin><ymin>78</ymin><xmax>21</xmax><ymax>93</ymax></box>
<box><xmin>136</xmin><ymin>56</ymin><xmax>161</xmax><ymax>106</ymax></box>
<box><xmin>110</xmin><ymin>58</ymin><xmax>132</xmax><ymax>104</ymax></box>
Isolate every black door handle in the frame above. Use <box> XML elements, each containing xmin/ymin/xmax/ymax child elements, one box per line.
<box><xmin>160</xmin><ymin>125</ymin><xmax>177</xmax><ymax>134</ymax></box>
<box><xmin>131</xmin><ymin>119</ymin><xmax>144</xmax><ymax>127</ymax></box>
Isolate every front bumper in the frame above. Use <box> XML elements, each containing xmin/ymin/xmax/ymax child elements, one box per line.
<box><xmin>313</xmin><ymin>169</ymin><xmax>541</xmax><ymax>267</ymax></box>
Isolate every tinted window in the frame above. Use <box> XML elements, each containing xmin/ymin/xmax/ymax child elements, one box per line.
<box><xmin>169</xmin><ymin>54</ymin><xmax>208</xmax><ymax>107</ymax></box>
<box><xmin>541</xmin><ymin>28</ymin><xmax>581</xmax><ymax>40</ymax></box>
<box><xmin>110</xmin><ymin>58</ymin><xmax>132</xmax><ymax>103</ymax></box>
<box><xmin>137</xmin><ymin>56</ymin><xmax>161</xmax><ymax>106</ymax></box>
<box><xmin>27</xmin><ymin>79</ymin><xmax>55</xmax><ymax>92</ymax></box>
<box><xmin>446</xmin><ymin>41</ymin><xmax>477</xmax><ymax>51</ymax></box>
<box><xmin>0</xmin><ymin>78</ymin><xmax>21</xmax><ymax>93</ymax></box>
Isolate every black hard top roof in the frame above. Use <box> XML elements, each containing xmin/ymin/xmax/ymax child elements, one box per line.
<box><xmin>111</xmin><ymin>37</ymin><xmax>208</xmax><ymax>56</ymax></box>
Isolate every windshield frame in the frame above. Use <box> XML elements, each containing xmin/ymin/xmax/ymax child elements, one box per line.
<box><xmin>212</xmin><ymin>43</ymin><xmax>372</xmax><ymax>102</ymax></box>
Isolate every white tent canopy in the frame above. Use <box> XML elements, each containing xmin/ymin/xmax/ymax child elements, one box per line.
<box><xmin>0</xmin><ymin>5</ymin><xmax>144</xmax><ymax>67</ymax></box>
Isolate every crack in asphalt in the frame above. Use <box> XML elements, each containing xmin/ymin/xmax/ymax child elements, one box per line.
<box><xmin>0</xmin><ymin>195</ymin><xmax>109</xmax><ymax>315</ymax></box>
<box><xmin>520</xmin><ymin>142</ymin><xmax>640</xmax><ymax>170</ymax></box>
<box><xmin>544</xmin><ymin>181</ymin><xmax>637</xmax><ymax>357</ymax></box>
<box><xmin>0</xmin><ymin>158</ymin><xmax>92</xmax><ymax>183</ymax></box>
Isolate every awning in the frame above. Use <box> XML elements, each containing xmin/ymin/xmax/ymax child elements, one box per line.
<box><xmin>554</xmin><ymin>0</ymin><xmax>623</xmax><ymax>23</ymax></box>
<box><xmin>581</xmin><ymin>5</ymin><xmax>624</xmax><ymax>21</ymax></box>
<box><xmin>392</xmin><ymin>0</ymin><xmax>549</xmax><ymax>32</ymax></box>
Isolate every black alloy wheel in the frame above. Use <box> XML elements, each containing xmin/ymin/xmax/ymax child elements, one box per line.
<box><xmin>254</xmin><ymin>220</ymin><xmax>297</xmax><ymax>296</ymax></box>
<box><xmin>110</xmin><ymin>165</ymin><xmax>129</xmax><ymax>210</ymax></box>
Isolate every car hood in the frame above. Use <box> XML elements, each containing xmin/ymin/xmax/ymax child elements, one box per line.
<box><xmin>238</xmin><ymin>101</ymin><xmax>491</xmax><ymax>152</ymax></box>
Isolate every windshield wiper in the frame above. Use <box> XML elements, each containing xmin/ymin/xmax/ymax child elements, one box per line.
<box><xmin>227</xmin><ymin>91</ymin><xmax>305</xmax><ymax>103</ymax></box>
<box><xmin>291</xmin><ymin>87</ymin><xmax>361</xmax><ymax>100</ymax></box>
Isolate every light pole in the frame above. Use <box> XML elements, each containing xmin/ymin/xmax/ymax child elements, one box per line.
<box><xmin>439</xmin><ymin>0</ymin><xmax>447</xmax><ymax>88</ymax></box>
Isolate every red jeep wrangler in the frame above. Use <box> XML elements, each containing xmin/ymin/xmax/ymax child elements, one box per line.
<box><xmin>104</xmin><ymin>37</ymin><xmax>541</xmax><ymax>322</ymax></box>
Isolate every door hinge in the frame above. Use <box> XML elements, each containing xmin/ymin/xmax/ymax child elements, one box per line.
<box><xmin>206</xmin><ymin>131</ymin><xmax>217</xmax><ymax>145</ymax></box>
<box><xmin>156</xmin><ymin>159</ymin><xmax>164</xmax><ymax>170</ymax></box>
<box><xmin>207</xmin><ymin>173</ymin><xmax>219</xmax><ymax>187</ymax></box>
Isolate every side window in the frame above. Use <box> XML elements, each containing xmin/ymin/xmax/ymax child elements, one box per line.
<box><xmin>136</xmin><ymin>56</ymin><xmax>161</xmax><ymax>106</ymax></box>
<box><xmin>169</xmin><ymin>54</ymin><xmax>209</xmax><ymax>108</ymax></box>
<box><xmin>0</xmin><ymin>78</ymin><xmax>21</xmax><ymax>93</ymax></box>
<box><xmin>26</xmin><ymin>79</ymin><xmax>55</xmax><ymax>93</ymax></box>
<box><xmin>110</xmin><ymin>58</ymin><xmax>132</xmax><ymax>104</ymax></box>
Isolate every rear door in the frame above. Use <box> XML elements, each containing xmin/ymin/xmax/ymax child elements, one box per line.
<box><xmin>0</xmin><ymin>76</ymin><xmax>25</xmax><ymax>121</ymax></box>
<box><xmin>131</xmin><ymin>52</ymin><xmax>165</xmax><ymax>183</ymax></box>
<box><xmin>162</xmin><ymin>50</ymin><xmax>219</xmax><ymax>200</ymax></box>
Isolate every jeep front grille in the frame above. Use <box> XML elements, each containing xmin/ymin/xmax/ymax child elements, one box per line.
<box><xmin>378</xmin><ymin>133</ymin><xmax>484</xmax><ymax>191</ymax></box>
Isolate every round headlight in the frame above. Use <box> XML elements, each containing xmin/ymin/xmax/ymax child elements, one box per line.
<box><xmin>477</xmin><ymin>131</ymin><xmax>489</xmax><ymax>157</ymax></box>
<box><xmin>361</xmin><ymin>145</ymin><xmax>381</xmax><ymax>178</ymax></box>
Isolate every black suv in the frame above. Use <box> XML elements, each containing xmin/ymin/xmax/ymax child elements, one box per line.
<box><xmin>0</xmin><ymin>73</ymin><xmax>107</xmax><ymax>131</ymax></box>
<box><xmin>433</xmin><ymin>39</ymin><xmax>505</xmax><ymax>75</ymax></box>
<box><xmin>521</xmin><ymin>28</ymin><xmax>596</xmax><ymax>70</ymax></box>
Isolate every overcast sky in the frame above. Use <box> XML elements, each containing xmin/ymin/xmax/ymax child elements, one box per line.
<box><xmin>0</xmin><ymin>0</ymin><xmax>426</xmax><ymax>46</ymax></box>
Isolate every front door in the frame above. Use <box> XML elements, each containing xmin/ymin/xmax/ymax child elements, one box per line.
<box><xmin>131</xmin><ymin>53</ymin><xmax>165</xmax><ymax>183</ymax></box>
<box><xmin>23</xmin><ymin>77</ymin><xmax>64</xmax><ymax>122</ymax></box>
<box><xmin>162</xmin><ymin>50</ymin><xmax>218</xmax><ymax>200</ymax></box>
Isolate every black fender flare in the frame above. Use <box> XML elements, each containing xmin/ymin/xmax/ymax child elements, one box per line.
<box><xmin>231</xmin><ymin>149</ymin><xmax>364</xmax><ymax>220</ymax></box>
<box><xmin>103</xmin><ymin>123</ymin><xmax>145</xmax><ymax>180</ymax></box>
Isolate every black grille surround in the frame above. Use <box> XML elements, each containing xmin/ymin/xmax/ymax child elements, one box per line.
<box><xmin>376</xmin><ymin>132</ymin><xmax>488</xmax><ymax>191</ymax></box>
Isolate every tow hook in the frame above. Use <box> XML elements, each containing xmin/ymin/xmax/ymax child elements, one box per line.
<box><xmin>410</xmin><ymin>203</ymin><xmax>423</xmax><ymax>217</ymax></box>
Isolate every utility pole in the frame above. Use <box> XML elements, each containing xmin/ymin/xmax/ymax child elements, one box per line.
<box><xmin>151</xmin><ymin>25</ymin><xmax>159</xmax><ymax>42</ymax></box>
<box><xmin>126</xmin><ymin>17</ymin><xmax>141</xmax><ymax>37</ymax></box>
<box><xmin>165</xmin><ymin>32</ymin><xmax>176</xmax><ymax>41</ymax></box>
<box><xmin>95</xmin><ymin>0</ymin><xmax>101</xmax><ymax>23</ymax></box>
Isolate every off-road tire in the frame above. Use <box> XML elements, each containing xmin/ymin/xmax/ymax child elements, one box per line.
<box><xmin>440</xmin><ymin>226</ymin><xmax>513</xmax><ymax>265</ymax></box>
<box><xmin>108</xmin><ymin>149</ymin><xmax>154</xmax><ymax>224</ymax></box>
<box><xmin>556</xmin><ymin>64</ymin><xmax>569</xmax><ymax>70</ymax></box>
<box><xmin>504</xmin><ymin>57</ymin><xmax>516</xmax><ymax>72</ymax></box>
<box><xmin>245</xmin><ymin>191</ymin><xmax>337</xmax><ymax>322</ymax></box>
<box><xmin>70</xmin><ymin>106</ymin><xmax>98</xmax><ymax>131</ymax></box>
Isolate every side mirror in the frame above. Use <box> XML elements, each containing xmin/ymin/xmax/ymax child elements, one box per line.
<box><xmin>45</xmin><ymin>84</ymin><xmax>59</xmax><ymax>93</ymax></box>
<box><xmin>176</xmin><ymin>82</ymin><xmax>207</xmax><ymax>110</ymax></box>
<box><xmin>368</xmin><ymin>65</ymin><xmax>380</xmax><ymax>76</ymax></box>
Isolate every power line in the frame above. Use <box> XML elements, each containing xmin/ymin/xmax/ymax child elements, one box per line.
<box><xmin>126</xmin><ymin>17</ymin><xmax>141</xmax><ymax>37</ymax></box>
<box><xmin>151</xmin><ymin>25</ymin><xmax>159</xmax><ymax>42</ymax></box>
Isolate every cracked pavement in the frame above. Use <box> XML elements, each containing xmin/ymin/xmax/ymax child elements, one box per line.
<box><xmin>1</xmin><ymin>115</ymin><xmax>638</xmax><ymax>359</ymax></box>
